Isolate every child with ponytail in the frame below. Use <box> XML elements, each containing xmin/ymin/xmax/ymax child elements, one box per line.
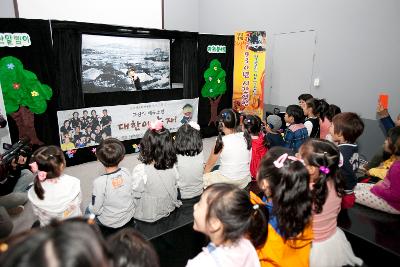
<box><xmin>203</xmin><ymin>109</ymin><xmax>251</xmax><ymax>189</ymax></box>
<box><xmin>242</xmin><ymin>114</ymin><xmax>268</xmax><ymax>180</ymax></box>
<box><xmin>252</xmin><ymin>147</ymin><xmax>313</xmax><ymax>267</ymax></box>
<box><xmin>28</xmin><ymin>146</ymin><xmax>82</xmax><ymax>226</ymax></box>
<box><xmin>186</xmin><ymin>183</ymin><xmax>268</xmax><ymax>267</ymax></box>
<box><xmin>298</xmin><ymin>139</ymin><xmax>362</xmax><ymax>267</ymax></box>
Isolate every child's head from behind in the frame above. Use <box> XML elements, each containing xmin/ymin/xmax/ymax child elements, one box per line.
<box><xmin>266</xmin><ymin>114</ymin><xmax>282</xmax><ymax>132</ymax></box>
<box><xmin>193</xmin><ymin>183</ymin><xmax>267</xmax><ymax>248</ymax></box>
<box><xmin>31</xmin><ymin>146</ymin><xmax>66</xmax><ymax>200</ymax></box>
<box><xmin>303</xmin><ymin>98</ymin><xmax>319</xmax><ymax>117</ymax></box>
<box><xmin>331</xmin><ymin>112</ymin><xmax>364</xmax><ymax>144</ymax></box>
<box><xmin>385</xmin><ymin>126</ymin><xmax>400</xmax><ymax>156</ymax></box>
<box><xmin>298</xmin><ymin>139</ymin><xmax>344</xmax><ymax>213</ymax></box>
<box><xmin>218</xmin><ymin>108</ymin><xmax>240</xmax><ymax>131</ymax></box>
<box><xmin>175</xmin><ymin>122</ymin><xmax>203</xmax><ymax>157</ymax></box>
<box><xmin>139</xmin><ymin>120</ymin><xmax>177</xmax><ymax>170</ymax></box>
<box><xmin>257</xmin><ymin>147</ymin><xmax>312</xmax><ymax>239</ymax></box>
<box><xmin>107</xmin><ymin>228</ymin><xmax>159</xmax><ymax>267</ymax></box>
<box><xmin>96</xmin><ymin>138</ymin><xmax>125</xmax><ymax>167</ymax></box>
<box><xmin>285</xmin><ymin>105</ymin><xmax>304</xmax><ymax>124</ymax></box>
<box><xmin>242</xmin><ymin>114</ymin><xmax>262</xmax><ymax>136</ymax></box>
<box><xmin>0</xmin><ymin>219</ymin><xmax>110</xmax><ymax>267</ymax></box>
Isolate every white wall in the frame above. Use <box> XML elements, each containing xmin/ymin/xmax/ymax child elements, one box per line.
<box><xmin>16</xmin><ymin>0</ymin><xmax>163</xmax><ymax>29</ymax></box>
<box><xmin>198</xmin><ymin>0</ymin><xmax>400</xmax><ymax>120</ymax></box>
<box><xmin>0</xmin><ymin>0</ymin><xmax>16</xmax><ymax>18</ymax></box>
<box><xmin>164</xmin><ymin>0</ymin><xmax>199</xmax><ymax>32</ymax></box>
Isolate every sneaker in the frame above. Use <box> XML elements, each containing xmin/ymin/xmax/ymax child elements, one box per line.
<box><xmin>6</xmin><ymin>205</ymin><xmax>24</xmax><ymax>216</ymax></box>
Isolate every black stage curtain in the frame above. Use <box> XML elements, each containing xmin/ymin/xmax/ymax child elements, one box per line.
<box><xmin>52</xmin><ymin>27</ymin><xmax>84</xmax><ymax>109</ymax></box>
<box><xmin>198</xmin><ymin>34</ymin><xmax>234</xmax><ymax>137</ymax></box>
<box><xmin>182</xmin><ymin>37</ymin><xmax>198</xmax><ymax>99</ymax></box>
<box><xmin>0</xmin><ymin>19</ymin><xmax>59</xmax><ymax>146</ymax></box>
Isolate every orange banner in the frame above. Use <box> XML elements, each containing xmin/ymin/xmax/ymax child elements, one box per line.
<box><xmin>233</xmin><ymin>31</ymin><xmax>266</xmax><ymax>118</ymax></box>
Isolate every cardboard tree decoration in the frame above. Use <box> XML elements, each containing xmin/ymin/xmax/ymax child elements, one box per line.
<box><xmin>0</xmin><ymin>56</ymin><xmax>53</xmax><ymax>145</ymax></box>
<box><xmin>201</xmin><ymin>59</ymin><xmax>227</xmax><ymax>126</ymax></box>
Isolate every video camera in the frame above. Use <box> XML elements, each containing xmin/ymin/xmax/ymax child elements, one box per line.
<box><xmin>0</xmin><ymin>137</ymin><xmax>32</xmax><ymax>182</ymax></box>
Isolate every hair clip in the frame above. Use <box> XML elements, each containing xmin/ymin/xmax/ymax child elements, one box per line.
<box><xmin>253</xmin><ymin>204</ymin><xmax>259</xmax><ymax>210</ymax></box>
<box><xmin>273</xmin><ymin>153</ymin><xmax>304</xmax><ymax>168</ymax></box>
<box><xmin>319</xmin><ymin>166</ymin><xmax>330</xmax><ymax>174</ymax></box>
<box><xmin>149</xmin><ymin>120</ymin><xmax>163</xmax><ymax>131</ymax></box>
<box><xmin>38</xmin><ymin>171</ymin><xmax>47</xmax><ymax>181</ymax></box>
<box><xmin>188</xmin><ymin>121</ymin><xmax>200</xmax><ymax>131</ymax></box>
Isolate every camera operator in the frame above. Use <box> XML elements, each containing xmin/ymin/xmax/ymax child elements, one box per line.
<box><xmin>0</xmin><ymin>140</ymin><xmax>34</xmax><ymax>238</ymax></box>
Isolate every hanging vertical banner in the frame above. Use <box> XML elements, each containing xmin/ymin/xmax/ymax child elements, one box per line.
<box><xmin>233</xmin><ymin>31</ymin><xmax>266</xmax><ymax>118</ymax></box>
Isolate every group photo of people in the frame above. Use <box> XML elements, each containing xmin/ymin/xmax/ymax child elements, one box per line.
<box><xmin>59</xmin><ymin>109</ymin><xmax>112</xmax><ymax>151</ymax></box>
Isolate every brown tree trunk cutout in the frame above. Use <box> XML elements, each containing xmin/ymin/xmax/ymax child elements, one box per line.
<box><xmin>11</xmin><ymin>106</ymin><xmax>43</xmax><ymax>145</ymax></box>
<box><xmin>208</xmin><ymin>95</ymin><xmax>222</xmax><ymax>126</ymax></box>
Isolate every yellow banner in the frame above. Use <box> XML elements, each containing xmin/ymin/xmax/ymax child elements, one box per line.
<box><xmin>233</xmin><ymin>31</ymin><xmax>266</xmax><ymax>119</ymax></box>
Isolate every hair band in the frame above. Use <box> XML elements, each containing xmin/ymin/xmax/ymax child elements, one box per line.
<box><xmin>149</xmin><ymin>120</ymin><xmax>163</xmax><ymax>131</ymax></box>
<box><xmin>319</xmin><ymin>166</ymin><xmax>330</xmax><ymax>174</ymax></box>
<box><xmin>253</xmin><ymin>204</ymin><xmax>259</xmax><ymax>210</ymax></box>
<box><xmin>273</xmin><ymin>153</ymin><xmax>304</xmax><ymax>168</ymax></box>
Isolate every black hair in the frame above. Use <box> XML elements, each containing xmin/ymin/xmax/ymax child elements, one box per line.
<box><xmin>139</xmin><ymin>127</ymin><xmax>177</xmax><ymax>170</ymax></box>
<box><xmin>387</xmin><ymin>126</ymin><xmax>400</xmax><ymax>156</ymax></box>
<box><xmin>107</xmin><ymin>228</ymin><xmax>159</xmax><ymax>267</ymax></box>
<box><xmin>83</xmin><ymin>110</ymin><xmax>88</xmax><ymax>114</ymax></box>
<box><xmin>286</xmin><ymin>105</ymin><xmax>305</xmax><ymax>124</ymax></box>
<box><xmin>315</xmin><ymin>99</ymin><xmax>329</xmax><ymax>122</ymax></box>
<box><xmin>0</xmin><ymin>218</ymin><xmax>111</xmax><ymax>267</ymax></box>
<box><xmin>214</xmin><ymin>109</ymin><xmax>249</xmax><ymax>154</ymax></box>
<box><xmin>298</xmin><ymin>94</ymin><xmax>313</xmax><ymax>102</ymax></box>
<box><xmin>203</xmin><ymin>183</ymin><xmax>268</xmax><ymax>248</ymax></box>
<box><xmin>102</xmin><ymin>109</ymin><xmax>107</xmax><ymax>113</ymax></box>
<box><xmin>72</xmin><ymin>111</ymin><xmax>79</xmax><ymax>117</ymax></box>
<box><xmin>242</xmin><ymin>114</ymin><xmax>267</xmax><ymax>149</ymax></box>
<box><xmin>96</xmin><ymin>138</ymin><xmax>125</xmax><ymax>167</ymax></box>
<box><xmin>327</xmin><ymin>104</ymin><xmax>341</xmax><ymax>121</ymax></box>
<box><xmin>257</xmin><ymin>147</ymin><xmax>312</xmax><ymax>239</ymax></box>
<box><xmin>175</xmin><ymin>123</ymin><xmax>203</xmax><ymax>156</ymax></box>
<box><xmin>299</xmin><ymin>139</ymin><xmax>345</xmax><ymax>214</ymax></box>
<box><xmin>332</xmin><ymin>112</ymin><xmax>364</xmax><ymax>143</ymax></box>
<box><xmin>31</xmin><ymin>146</ymin><xmax>66</xmax><ymax>200</ymax></box>
<box><xmin>91</xmin><ymin>110</ymin><xmax>97</xmax><ymax>115</ymax></box>
<box><xmin>305</xmin><ymin>98</ymin><xmax>320</xmax><ymax>116</ymax></box>
<box><xmin>63</xmin><ymin>120</ymin><xmax>70</xmax><ymax>126</ymax></box>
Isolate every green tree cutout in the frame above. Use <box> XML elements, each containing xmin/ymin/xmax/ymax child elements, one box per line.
<box><xmin>201</xmin><ymin>59</ymin><xmax>227</xmax><ymax>126</ymax></box>
<box><xmin>0</xmin><ymin>56</ymin><xmax>53</xmax><ymax>144</ymax></box>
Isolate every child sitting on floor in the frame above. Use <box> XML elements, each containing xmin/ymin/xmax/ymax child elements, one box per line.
<box><xmin>132</xmin><ymin>120</ymin><xmax>182</xmax><ymax>222</ymax></box>
<box><xmin>355</xmin><ymin>126</ymin><xmax>400</xmax><ymax>214</ymax></box>
<box><xmin>87</xmin><ymin>138</ymin><xmax>136</xmax><ymax>228</ymax></box>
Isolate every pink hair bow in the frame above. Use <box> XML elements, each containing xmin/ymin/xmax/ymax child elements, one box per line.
<box><xmin>149</xmin><ymin>120</ymin><xmax>163</xmax><ymax>131</ymax></box>
<box><xmin>273</xmin><ymin>153</ymin><xmax>303</xmax><ymax>168</ymax></box>
<box><xmin>29</xmin><ymin>162</ymin><xmax>47</xmax><ymax>181</ymax></box>
<box><xmin>319</xmin><ymin>166</ymin><xmax>330</xmax><ymax>174</ymax></box>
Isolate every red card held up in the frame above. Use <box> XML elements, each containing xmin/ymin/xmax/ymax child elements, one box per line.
<box><xmin>379</xmin><ymin>94</ymin><xmax>389</xmax><ymax>109</ymax></box>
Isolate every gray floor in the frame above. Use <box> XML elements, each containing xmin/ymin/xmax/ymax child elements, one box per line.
<box><xmin>10</xmin><ymin>137</ymin><xmax>215</xmax><ymax>235</ymax></box>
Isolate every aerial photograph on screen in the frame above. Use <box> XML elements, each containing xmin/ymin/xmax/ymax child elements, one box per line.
<box><xmin>82</xmin><ymin>34</ymin><xmax>170</xmax><ymax>93</ymax></box>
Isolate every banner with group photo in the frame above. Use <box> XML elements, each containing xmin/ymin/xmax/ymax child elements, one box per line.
<box><xmin>233</xmin><ymin>31</ymin><xmax>266</xmax><ymax>118</ymax></box>
<box><xmin>57</xmin><ymin>98</ymin><xmax>199</xmax><ymax>151</ymax></box>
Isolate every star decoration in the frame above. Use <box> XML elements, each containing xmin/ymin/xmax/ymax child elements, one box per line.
<box><xmin>91</xmin><ymin>147</ymin><xmax>97</xmax><ymax>154</ymax></box>
<box><xmin>66</xmin><ymin>149</ymin><xmax>77</xmax><ymax>158</ymax></box>
<box><xmin>132</xmin><ymin>144</ymin><xmax>141</xmax><ymax>153</ymax></box>
<box><xmin>209</xmin><ymin>88</ymin><xmax>213</xmax><ymax>93</ymax></box>
<box><xmin>31</xmin><ymin>91</ymin><xmax>39</xmax><ymax>97</ymax></box>
<box><xmin>208</xmin><ymin>77</ymin><xmax>212</xmax><ymax>81</ymax></box>
<box><xmin>12</xmin><ymin>83</ymin><xmax>20</xmax><ymax>90</ymax></box>
<box><xmin>213</xmin><ymin>66</ymin><xmax>218</xmax><ymax>71</ymax></box>
<box><xmin>7</xmin><ymin>63</ymin><xmax>14</xmax><ymax>70</ymax></box>
<box><xmin>217</xmin><ymin>79</ymin><xmax>220</xmax><ymax>84</ymax></box>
